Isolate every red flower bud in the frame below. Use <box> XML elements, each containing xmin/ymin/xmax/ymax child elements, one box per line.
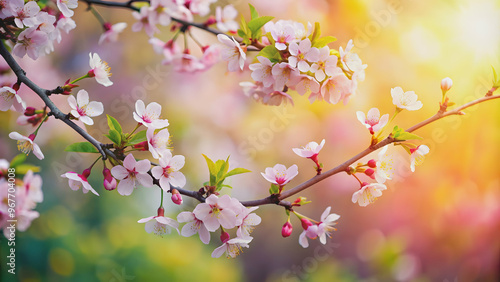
<box><xmin>281</xmin><ymin>221</ymin><xmax>293</xmax><ymax>238</ymax></box>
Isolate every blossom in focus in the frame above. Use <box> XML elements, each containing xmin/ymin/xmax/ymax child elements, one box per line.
<box><xmin>356</xmin><ymin>108</ymin><xmax>389</xmax><ymax>135</ymax></box>
<box><xmin>410</xmin><ymin>145</ymin><xmax>430</xmax><ymax>172</ymax></box>
<box><xmin>99</xmin><ymin>22</ymin><xmax>127</xmax><ymax>45</ymax></box>
<box><xmin>0</xmin><ymin>86</ymin><xmax>25</xmax><ymax>112</ymax></box>
<box><xmin>218</xmin><ymin>34</ymin><xmax>246</xmax><ymax>72</ymax></box>
<box><xmin>352</xmin><ymin>182</ymin><xmax>387</xmax><ymax>207</ymax></box>
<box><xmin>211</xmin><ymin>236</ymin><xmax>252</xmax><ymax>258</ymax></box>
<box><xmin>261</xmin><ymin>164</ymin><xmax>298</xmax><ymax>186</ymax></box>
<box><xmin>133</xmin><ymin>100</ymin><xmax>170</xmax><ymax>129</ymax></box>
<box><xmin>67</xmin><ymin>89</ymin><xmax>104</xmax><ymax>125</ymax></box>
<box><xmin>391</xmin><ymin>87</ymin><xmax>423</xmax><ymax>111</ymax></box>
<box><xmin>9</xmin><ymin>132</ymin><xmax>44</xmax><ymax>160</ymax></box>
<box><xmin>215</xmin><ymin>5</ymin><xmax>238</xmax><ymax>33</ymax></box>
<box><xmin>177</xmin><ymin>211</ymin><xmax>210</xmax><ymax>244</ymax></box>
<box><xmin>151</xmin><ymin>150</ymin><xmax>186</xmax><ymax>190</ymax></box>
<box><xmin>110</xmin><ymin>154</ymin><xmax>154</xmax><ymax>196</ymax></box>
<box><xmin>61</xmin><ymin>170</ymin><xmax>100</xmax><ymax>196</ymax></box>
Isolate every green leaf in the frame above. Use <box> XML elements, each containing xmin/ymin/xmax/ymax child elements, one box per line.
<box><xmin>106</xmin><ymin>129</ymin><xmax>121</xmax><ymax>145</ymax></box>
<box><xmin>256</xmin><ymin>45</ymin><xmax>282</xmax><ymax>63</ymax></box>
<box><xmin>249</xmin><ymin>4</ymin><xmax>259</xmax><ymax>19</ymax></box>
<box><xmin>248</xmin><ymin>16</ymin><xmax>274</xmax><ymax>38</ymax></box>
<box><xmin>15</xmin><ymin>164</ymin><xmax>40</xmax><ymax>174</ymax></box>
<box><xmin>126</xmin><ymin>130</ymin><xmax>147</xmax><ymax>145</ymax></box>
<box><xmin>107</xmin><ymin>115</ymin><xmax>122</xmax><ymax>134</ymax></box>
<box><xmin>10</xmin><ymin>154</ymin><xmax>26</xmax><ymax>167</ymax></box>
<box><xmin>312</xmin><ymin>36</ymin><xmax>337</xmax><ymax>48</ymax></box>
<box><xmin>225</xmin><ymin>167</ymin><xmax>251</xmax><ymax>178</ymax></box>
<box><xmin>269</xmin><ymin>183</ymin><xmax>280</xmax><ymax>194</ymax></box>
<box><xmin>65</xmin><ymin>142</ymin><xmax>100</xmax><ymax>153</ymax></box>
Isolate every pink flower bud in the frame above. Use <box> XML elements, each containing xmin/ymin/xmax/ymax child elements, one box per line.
<box><xmin>364</xmin><ymin>168</ymin><xmax>374</xmax><ymax>176</ymax></box>
<box><xmin>24</xmin><ymin>107</ymin><xmax>36</xmax><ymax>116</ymax></box>
<box><xmin>282</xmin><ymin>221</ymin><xmax>293</xmax><ymax>237</ymax></box>
<box><xmin>441</xmin><ymin>77</ymin><xmax>453</xmax><ymax>92</ymax></box>
<box><xmin>300</xmin><ymin>218</ymin><xmax>312</xmax><ymax>230</ymax></box>
<box><xmin>220</xmin><ymin>231</ymin><xmax>230</xmax><ymax>243</ymax></box>
<box><xmin>367</xmin><ymin>159</ymin><xmax>377</xmax><ymax>168</ymax></box>
<box><xmin>102</xmin><ymin>168</ymin><xmax>117</xmax><ymax>191</ymax></box>
<box><xmin>171</xmin><ymin>189</ymin><xmax>183</xmax><ymax>205</ymax></box>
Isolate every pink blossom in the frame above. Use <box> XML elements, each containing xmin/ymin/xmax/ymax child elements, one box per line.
<box><xmin>211</xmin><ymin>236</ymin><xmax>252</xmax><ymax>258</ymax></box>
<box><xmin>61</xmin><ymin>170</ymin><xmax>99</xmax><ymax>196</ymax></box>
<box><xmin>310</xmin><ymin>47</ymin><xmax>338</xmax><ymax>82</ymax></box>
<box><xmin>138</xmin><ymin>214</ymin><xmax>179</xmax><ymax>237</ymax></box>
<box><xmin>177</xmin><ymin>211</ymin><xmax>210</xmax><ymax>244</ymax></box>
<box><xmin>261</xmin><ymin>164</ymin><xmax>298</xmax><ymax>186</ymax></box>
<box><xmin>57</xmin><ymin>0</ymin><xmax>78</xmax><ymax>17</ymax></box>
<box><xmin>236</xmin><ymin>207</ymin><xmax>261</xmax><ymax>238</ymax></box>
<box><xmin>133</xmin><ymin>100</ymin><xmax>170</xmax><ymax>129</ymax></box>
<box><xmin>356</xmin><ymin>108</ymin><xmax>389</xmax><ymax>134</ymax></box>
<box><xmin>391</xmin><ymin>87</ymin><xmax>423</xmax><ymax>111</ymax></box>
<box><xmin>99</xmin><ymin>22</ymin><xmax>127</xmax><ymax>45</ymax></box>
<box><xmin>193</xmin><ymin>194</ymin><xmax>240</xmax><ymax>232</ymax></box>
<box><xmin>12</xmin><ymin>27</ymin><xmax>48</xmax><ymax>60</ymax></box>
<box><xmin>146</xmin><ymin>127</ymin><xmax>170</xmax><ymax>159</ymax></box>
<box><xmin>0</xmin><ymin>86</ymin><xmax>25</xmax><ymax>112</ymax></box>
<box><xmin>11</xmin><ymin>0</ymin><xmax>40</xmax><ymax>28</ymax></box>
<box><xmin>352</xmin><ymin>182</ymin><xmax>387</xmax><ymax>207</ymax></box>
<box><xmin>151</xmin><ymin>150</ymin><xmax>186</xmax><ymax>190</ymax></box>
<box><xmin>110</xmin><ymin>154</ymin><xmax>154</xmax><ymax>196</ymax></box>
<box><xmin>288</xmin><ymin>38</ymin><xmax>319</xmax><ymax>72</ymax></box>
<box><xmin>293</xmin><ymin>139</ymin><xmax>325</xmax><ymax>159</ymax></box>
<box><xmin>218</xmin><ymin>34</ymin><xmax>246</xmax><ymax>72</ymax></box>
<box><xmin>249</xmin><ymin>56</ymin><xmax>275</xmax><ymax>88</ymax></box>
<box><xmin>88</xmin><ymin>53</ymin><xmax>113</xmax><ymax>87</ymax></box>
<box><xmin>215</xmin><ymin>5</ymin><xmax>238</xmax><ymax>33</ymax></box>
<box><xmin>9</xmin><ymin>132</ymin><xmax>44</xmax><ymax>160</ymax></box>
<box><xmin>67</xmin><ymin>89</ymin><xmax>104</xmax><ymax>125</ymax></box>
<box><xmin>410</xmin><ymin>145</ymin><xmax>430</xmax><ymax>172</ymax></box>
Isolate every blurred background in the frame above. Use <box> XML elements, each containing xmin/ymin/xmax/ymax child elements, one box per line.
<box><xmin>1</xmin><ymin>0</ymin><xmax>500</xmax><ymax>281</ymax></box>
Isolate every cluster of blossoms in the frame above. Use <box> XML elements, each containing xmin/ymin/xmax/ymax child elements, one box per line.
<box><xmin>0</xmin><ymin>165</ymin><xmax>43</xmax><ymax>238</ymax></box>
<box><xmin>0</xmin><ymin>0</ymin><xmax>77</xmax><ymax>60</ymax></box>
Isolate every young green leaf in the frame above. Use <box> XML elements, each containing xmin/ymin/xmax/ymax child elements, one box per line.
<box><xmin>256</xmin><ymin>45</ymin><xmax>282</xmax><ymax>63</ymax></box>
<box><xmin>106</xmin><ymin>129</ymin><xmax>122</xmax><ymax>145</ymax></box>
<box><xmin>9</xmin><ymin>154</ymin><xmax>27</xmax><ymax>168</ymax></box>
<box><xmin>126</xmin><ymin>130</ymin><xmax>147</xmax><ymax>145</ymax></box>
<box><xmin>65</xmin><ymin>142</ymin><xmax>100</xmax><ymax>153</ymax></box>
<box><xmin>107</xmin><ymin>114</ymin><xmax>122</xmax><ymax>134</ymax></box>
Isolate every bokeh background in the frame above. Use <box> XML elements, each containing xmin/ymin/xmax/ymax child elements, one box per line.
<box><xmin>1</xmin><ymin>0</ymin><xmax>500</xmax><ymax>281</ymax></box>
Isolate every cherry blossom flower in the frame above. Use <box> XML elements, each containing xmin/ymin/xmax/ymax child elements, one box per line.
<box><xmin>261</xmin><ymin>164</ymin><xmax>298</xmax><ymax>186</ymax></box>
<box><xmin>218</xmin><ymin>34</ymin><xmax>246</xmax><ymax>72</ymax></box>
<box><xmin>132</xmin><ymin>6</ymin><xmax>159</xmax><ymax>37</ymax></box>
<box><xmin>391</xmin><ymin>87</ymin><xmax>423</xmax><ymax>111</ymax></box>
<box><xmin>61</xmin><ymin>170</ymin><xmax>100</xmax><ymax>196</ymax></box>
<box><xmin>352</xmin><ymin>182</ymin><xmax>387</xmax><ymax>207</ymax></box>
<box><xmin>249</xmin><ymin>56</ymin><xmax>275</xmax><ymax>88</ymax></box>
<box><xmin>299</xmin><ymin>207</ymin><xmax>340</xmax><ymax>248</ymax></box>
<box><xmin>339</xmin><ymin>40</ymin><xmax>367</xmax><ymax>81</ymax></box>
<box><xmin>441</xmin><ymin>77</ymin><xmax>453</xmax><ymax>92</ymax></box>
<box><xmin>215</xmin><ymin>5</ymin><xmax>238</xmax><ymax>33</ymax></box>
<box><xmin>151</xmin><ymin>150</ymin><xmax>186</xmax><ymax>190</ymax></box>
<box><xmin>111</xmin><ymin>154</ymin><xmax>154</xmax><ymax>196</ymax></box>
<box><xmin>57</xmin><ymin>0</ymin><xmax>78</xmax><ymax>17</ymax></box>
<box><xmin>138</xmin><ymin>210</ymin><xmax>179</xmax><ymax>237</ymax></box>
<box><xmin>374</xmin><ymin>146</ymin><xmax>394</xmax><ymax>184</ymax></box>
<box><xmin>146</xmin><ymin>127</ymin><xmax>170</xmax><ymax>159</ymax></box>
<box><xmin>12</xmin><ymin>27</ymin><xmax>48</xmax><ymax>60</ymax></box>
<box><xmin>11</xmin><ymin>0</ymin><xmax>40</xmax><ymax>28</ymax></box>
<box><xmin>67</xmin><ymin>89</ymin><xmax>104</xmax><ymax>125</ymax></box>
<box><xmin>133</xmin><ymin>100</ymin><xmax>170</xmax><ymax>129</ymax></box>
<box><xmin>236</xmin><ymin>207</ymin><xmax>261</xmax><ymax>238</ymax></box>
<box><xmin>0</xmin><ymin>86</ymin><xmax>25</xmax><ymax>112</ymax></box>
<box><xmin>9</xmin><ymin>132</ymin><xmax>44</xmax><ymax>160</ymax></box>
<box><xmin>288</xmin><ymin>38</ymin><xmax>319</xmax><ymax>73</ymax></box>
<box><xmin>293</xmin><ymin>139</ymin><xmax>325</xmax><ymax>159</ymax></box>
<box><xmin>177</xmin><ymin>211</ymin><xmax>210</xmax><ymax>244</ymax></box>
<box><xmin>211</xmin><ymin>236</ymin><xmax>252</xmax><ymax>258</ymax></box>
<box><xmin>99</xmin><ymin>22</ymin><xmax>127</xmax><ymax>45</ymax></box>
<box><xmin>410</xmin><ymin>145</ymin><xmax>430</xmax><ymax>172</ymax></box>
<box><xmin>88</xmin><ymin>53</ymin><xmax>113</xmax><ymax>87</ymax></box>
<box><xmin>193</xmin><ymin>194</ymin><xmax>240</xmax><ymax>232</ymax></box>
<box><xmin>356</xmin><ymin>108</ymin><xmax>389</xmax><ymax>135</ymax></box>
<box><xmin>310</xmin><ymin>47</ymin><xmax>338</xmax><ymax>82</ymax></box>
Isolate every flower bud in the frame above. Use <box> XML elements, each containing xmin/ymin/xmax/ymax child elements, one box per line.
<box><xmin>300</xmin><ymin>218</ymin><xmax>313</xmax><ymax>230</ymax></box>
<box><xmin>441</xmin><ymin>77</ymin><xmax>453</xmax><ymax>92</ymax></box>
<box><xmin>171</xmin><ymin>189</ymin><xmax>183</xmax><ymax>205</ymax></box>
<box><xmin>220</xmin><ymin>231</ymin><xmax>230</xmax><ymax>243</ymax></box>
<box><xmin>102</xmin><ymin>168</ymin><xmax>117</xmax><ymax>191</ymax></box>
<box><xmin>24</xmin><ymin>107</ymin><xmax>36</xmax><ymax>116</ymax></box>
<box><xmin>364</xmin><ymin>168</ymin><xmax>374</xmax><ymax>176</ymax></box>
<box><xmin>367</xmin><ymin>159</ymin><xmax>377</xmax><ymax>168</ymax></box>
<box><xmin>282</xmin><ymin>221</ymin><xmax>293</xmax><ymax>238</ymax></box>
